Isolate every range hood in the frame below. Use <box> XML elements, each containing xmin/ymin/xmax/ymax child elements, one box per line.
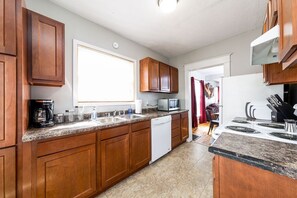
<box><xmin>250</xmin><ymin>25</ymin><xmax>279</xmax><ymax>65</ymax></box>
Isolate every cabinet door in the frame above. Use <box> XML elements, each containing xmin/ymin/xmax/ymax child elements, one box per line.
<box><xmin>28</xmin><ymin>10</ymin><xmax>65</xmax><ymax>86</ymax></box>
<box><xmin>170</xmin><ymin>66</ymin><xmax>179</xmax><ymax>93</ymax></box>
<box><xmin>159</xmin><ymin>63</ymin><xmax>170</xmax><ymax>92</ymax></box>
<box><xmin>181</xmin><ymin>112</ymin><xmax>189</xmax><ymax>141</ymax></box>
<box><xmin>265</xmin><ymin>63</ymin><xmax>297</xmax><ymax>84</ymax></box>
<box><xmin>148</xmin><ymin>58</ymin><xmax>160</xmax><ymax>91</ymax></box>
<box><xmin>131</xmin><ymin>128</ymin><xmax>151</xmax><ymax>172</ymax></box>
<box><xmin>36</xmin><ymin>145</ymin><xmax>97</xmax><ymax>198</ymax></box>
<box><xmin>278</xmin><ymin>0</ymin><xmax>297</xmax><ymax>67</ymax></box>
<box><xmin>268</xmin><ymin>0</ymin><xmax>278</xmax><ymax>28</ymax></box>
<box><xmin>0</xmin><ymin>147</ymin><xmax>16</xmax><ymax>198</ymax></box>
<box><xmin>0</xmin><ymin>0</ymin><xmax>16</xmax><ymax>55</ymax></box>
<box><xmin>101</xmin><ymin>134</ymin><xmax>129</xmax><ymax>189</ymax></box>
<box><xmin>0</xmin><ymin>55</ymin><xmax>16</xmax><ymax>148</ymax></box>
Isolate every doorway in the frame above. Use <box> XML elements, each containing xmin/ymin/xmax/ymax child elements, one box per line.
<box><xmin>184</xmin><ymin>55</ymin><xmax>231</xmax><ymax>143</ymax></box>
<box><xmin>191</xmin><ymin>66</ymin><xmax>223</xmax><ymax>145</ymax></box>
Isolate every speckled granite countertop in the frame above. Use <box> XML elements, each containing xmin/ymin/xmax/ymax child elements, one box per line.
<box><xmin>209</xmin><ymin>132</ymin><xmax>297</xmax><ymax>180</ymax></box>
<box><xmin>23</xmin><ymin>110</ymin><xmax>188</xmax><ymax>142</ymax></box>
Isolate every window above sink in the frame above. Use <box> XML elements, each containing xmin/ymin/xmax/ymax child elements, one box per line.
<box><xmin>73</xmin><ymin>39</ymin><xmax>136</xmax><ymax>106</ymax></box>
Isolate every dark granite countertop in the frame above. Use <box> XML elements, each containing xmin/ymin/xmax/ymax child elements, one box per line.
<box><xmin>23</xmin><ymin>110</ymin><xmax>188</xmax><ymax>142</ymax></box>
<box><xmin>209</xmin><ymin>132</ymin><xmax>297</xmax><ymax>180</ymax></box>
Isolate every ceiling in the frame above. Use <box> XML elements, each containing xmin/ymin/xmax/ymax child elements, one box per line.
<box><xmin>49</xmin><ymin>0</ymin><xmax>267</xmax><ymax>58</ymax></box>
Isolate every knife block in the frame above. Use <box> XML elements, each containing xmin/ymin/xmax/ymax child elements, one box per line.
<box><xmin>271</xmin><ymin>111</ymin><xmax>284</xmax><ymax>122</ymax></box>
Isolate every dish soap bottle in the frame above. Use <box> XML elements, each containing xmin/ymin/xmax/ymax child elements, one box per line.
<box><xmin>91</xmin><ymin>107</ymin><xmax>97</xmax><ymax>120</ymax></box>
<box><xmin>127</xmin><ymin>106</ymin><xmax>133</xmax><ymax>115</ymax></box>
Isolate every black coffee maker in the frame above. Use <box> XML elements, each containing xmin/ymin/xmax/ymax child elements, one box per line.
<box><xmin>29</xmin><ymin>99</ymin><xmax>54</xmax><ymax>128</ymax></box>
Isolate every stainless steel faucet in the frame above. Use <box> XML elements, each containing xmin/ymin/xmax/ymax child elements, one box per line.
<box><xmin>113</xmin><ymin>110</ymin><xmax>117</xmax><ymax>117</ymax></box>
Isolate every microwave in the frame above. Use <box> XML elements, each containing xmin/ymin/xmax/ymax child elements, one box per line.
<box><xmin>158</xmin><ymin>99</ymin><xmax>180</xmax><ymax>111</ymax></box>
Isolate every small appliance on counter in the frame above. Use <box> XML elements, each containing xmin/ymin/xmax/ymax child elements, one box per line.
<box><xmin>157</xmin><ymin>99</ymin><xmax>180</xmax><ymax>111</ymax></box>
<box><xmin>29</xmin><ymin>99</ymin><xmax>54</xmax><ymax>128</ymax></box>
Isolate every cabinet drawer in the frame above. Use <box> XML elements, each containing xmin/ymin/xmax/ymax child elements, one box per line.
<box><xmin>172</xmin><ymin>135</ymin><xmax>181</xmax><ymax>148</ymax></box>
<box><xmin>37</xmin><ymin>133</ymin><xmax>96</xmax><ymax>157</ymax></box>
<box><xmin>171</xmin><ymin>114</ymin><xmax>180</xmax><ymax>121</ymax></box>
<box><xmin>171</xmin><ymin>119</ymin><xmax>180</xmax><ymax>129</ymax></box>
<box><xmin>172</xmin><ymin>128</ymin><xmax>180</xmax><ymax>138</ymax></box>
<box><xmin>131</xmin><ymin>120</ymin><xmax>150</xmax><ymax>132</ymax></box>
<box><xmin>100</xmin><ymin>125</ymin><xmax>129</xmax><ymax>140</ymax></box>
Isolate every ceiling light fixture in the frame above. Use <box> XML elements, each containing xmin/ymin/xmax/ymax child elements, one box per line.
<box><xmin>158</xmin><ymin>0</ymin><xmax>178</xmax><ymax>13</ymax></box>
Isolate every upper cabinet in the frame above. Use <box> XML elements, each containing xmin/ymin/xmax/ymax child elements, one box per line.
<box><xmin>27</xmin><ymin>10</ymin><xmax>65</xmax><ymax>87</ymax></box>
<box><xmin>140</xmin><ymin>57</ymin><xmax>178</xmax><ymax>93</ymax></box>
<box><xmin>262</xmin><ymin>0</ymin><xmax>297</xmax><ymax>85</ymax></box>
<box><xmin>278</xmin><ymin>0</ymin><xmax>297</xmax><ymax>69</ymax></box>
<box><xmin>0</xmin><ymin>0</ymin><xmax>16</xmax><ymax>55</ymax></box>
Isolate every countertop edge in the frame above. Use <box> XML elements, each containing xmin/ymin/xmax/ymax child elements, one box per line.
<box><xmin>208</xmin><ymin>146</ymin><xmax>297</xmax><ymax>180</ymax></box>
<box><xmin>23</xmin><ymin>110</ymin><xmax>189</xmax><ymax>143</ymax></box>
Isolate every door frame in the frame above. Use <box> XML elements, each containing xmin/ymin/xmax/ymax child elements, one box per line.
<box><xmin>184</xmin><ymin>54</ymin><xmax>231</xmax><ymax>141</ymax></box>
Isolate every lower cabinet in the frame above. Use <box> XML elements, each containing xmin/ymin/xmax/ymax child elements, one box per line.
<box><xmin>100</xmin><ymin>125</ymin><xmax>130</xmax><ymax>189</ymax></box>
<box><xmin>181</xmin><ymin>112</ymin><xmax>189</xmax><ymax>141</ymax></box>
<box><xmin>213</xmin><ymin>155</ymin><xmax>297</xmax><ymax>198</ymax></box>
<box><xmin>130</xmin><ymin>121</ymin><xmax>151</xmax><ymax>172</ymax></box>
<box><xmin>171</xmin><ymin>114</ymin><xmax>181</xmax><ymax>148</ymax></box>
<box><xmin>36</xmin><ymin>145</ymin><xmax>96</xmax><ymax>198</ymax></box>
<box><xmin>0</xmin><ymin>147</ymin><xmax>16</xmax><ymax>198</ymax></box>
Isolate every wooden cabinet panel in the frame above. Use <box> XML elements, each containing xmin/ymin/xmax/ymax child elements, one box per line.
<box><xmin>172</xmin><ymin>135</ymin><xmax>181</xmax><ymax>148</ymax></box>
<box><xmin>268</xmin><ymin>0</ymin><xmax>278</xmax><ymax>28</ymax></box>
<box><xmin>0</xmin><ymin>0</ymin><xmax>16</xmax><ymax>55</ymax></box>
<box><xmin>27</xmin><ymin>10</ymin><xmax>65</xmax><ymax>86</ymax></box>
<box><xmin>131</xmin><ymin>120</ymin><xmax>150</xmax><ymax>132</ymax></box>
<box><xmin>214</xmin><ymin>155</ymin><xmax>297</xmax><ymax>198</ymax></box>
<box><xmin>170</xmin><ymin>66</ymin><xmax>179</xmax><ymax>93</ymax></box>
<box><xmin>265</xmin><ymin>63</ymin><xmax>297</xmax><ymax>84</ymax></box>
<box><xmin>0</xmin><ymin>147</ymin><xmax>16</xmax><ymax>198</ymax></box>
<box><xmin>101</xmin><ymin>134</ymin><xmax>129</xmax><ymax>189</ymax></box>
<box><xmin>159</xmin><ymin>63</ymin><xmax>170</xmax><ymax>93</ymax></box>
<box><xmin>0</xmin><ymin>55</ymin><xmax>16</xmax><ymax>148</ymax></box>
<box><xmin>140</xmin><ymin>57</ymin><xmax>159</xmax><ymax>92</ymax></box>
<box><xmin>278</xmin><ymin>0</ymin><xmax>297</xmax><ymax>68</ymax></box>
<box><xmin>181</xmin><ymin>112</ymin><xmax>189</xmax><ymax>141</ymax></box>
<box><xmin>171</xmin><ymin>113</ymin><xmax>181</xmax><ymax>149</ymax></box>
<box><xmin>130</xmin><ymin>128</ymin><xmax>151</xmax><ymax>171</ymax></box>
<box><xmin>36</xmin><ymin>145</ymin><xmax>96</xmax><ymax>198</ymax></box>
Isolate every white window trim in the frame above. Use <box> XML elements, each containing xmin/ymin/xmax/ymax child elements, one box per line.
<box><xmin>73</xmin><ymin>39</ymin><xmax>137</xmax><ymax>107</ymax></box>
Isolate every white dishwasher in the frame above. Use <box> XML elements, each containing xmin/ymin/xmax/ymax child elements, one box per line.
<box><xmin>150</xmin><ymin>115</ymin><xmax>172</xmax><ymax>163</ymax></box>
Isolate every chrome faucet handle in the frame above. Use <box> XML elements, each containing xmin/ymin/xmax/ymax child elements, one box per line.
<box><xmin>113</xmin><ymin>110</ymin><xmax>117</xmax><ymax>117</ymax></box>
<box><xmin>105</xmin><ymin>112</ymin><xmax>111</xmax><ymax>117</ymax></box>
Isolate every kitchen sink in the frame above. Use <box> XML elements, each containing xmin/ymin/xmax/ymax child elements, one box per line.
<box><xmin>96</xmin><ymin>117</ymin><xmax>126</xmax><ymax>124</ymax></box>
<box><xmin>121</xmin><ymin>114</ymin><xmax>146</xmax><ymax>119</ymax></box>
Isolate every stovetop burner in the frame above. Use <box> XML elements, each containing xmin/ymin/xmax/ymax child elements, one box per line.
<box><xmin>226</xmin><ymin>126</ymin><xmax>260</xmax><ymax>133</ymax></box>
<box><xmin>257</xmin><ymin>123</ymin><xmax>284</xmax><ymax>129</ymax></box>
<box><xmin>232</xmin><ymin>120</ymin><xmax>250</xmax><ymax>124</ymax></box>
<box><xmin>269</xmin><ymin>132</ymin><xmax>297</xmax><ymax>141</ymax></box>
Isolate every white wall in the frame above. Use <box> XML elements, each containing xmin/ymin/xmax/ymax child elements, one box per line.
<box><xmin>26</xmin><ymin>0</ymin><xmax>177</xmax><ymax>113</ymax></box>
<box><xmin>223</xmin><ymin>73</ymin><xmax>283</xmax><ymax>122</ymax></box>
<box><xmin>169</xmin><ymin>28</ymin><xmax>263</xmax><ymax>108</ymax></box>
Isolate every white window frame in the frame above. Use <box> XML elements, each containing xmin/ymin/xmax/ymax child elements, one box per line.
<box><xmin>73</xmin><ymin>39</ymin><xmax>137</xmax><ymax>106</ymax></box>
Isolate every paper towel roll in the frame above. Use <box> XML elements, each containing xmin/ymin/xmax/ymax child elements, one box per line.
<box><xmin>135</xmin><ymin>100</ymin><xmax>142</xmax><ymax>114</ymax></box>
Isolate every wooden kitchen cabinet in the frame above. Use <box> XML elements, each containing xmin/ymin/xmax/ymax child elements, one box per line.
<box><xmin>0</xmin><ymin>0</ymin><xmax>16</xmax><ymax>55</ymax></box>
<box><xmin>0</xmin><ymin>55</ymin><xmax>16</xmax><ymax>148</ymax></box>
<box><xmin>140</xmin><ymin>57</ymin><xmax>179</xmax><ymax>93</ymax></box>
<box><xmin>278</xmin><ymin>0</ymin><xmax>297</xmax><ymax>69</ymax></box>
<box><xmin>27</xmin><ymin>10</ymin><xmax>65</xmax><ymax>86</ymax></box>
<box><xmin>159</xmin><ymin>62</ymin><xmax>170</xmax><ymax>93</ymax></box>
<box><xmin>140</xmin><ymin>57</ymin><xmax>160</xmax><ymax>92</ymax></box>
<box><xmin>268</xmin><ymin>0</ymin><xmax>278</xmax><ymax>28</ymax></box>
<box><xmin>100</xmin><ymin>125</ymin><xmax>130</xmax><ymax>189</ymax></box>
<box><xmin>0</xmin><ymin>147</ymin><xmax>16</xmax><ymax>198</ymax></box>
<box><xmin>34</xmin><ymin>133</ymin><xmax>97</xmax><ymax>198</ymax></box>
<box><xmin>171</xmin><ymin>113</ymin><xmax>181</xmax><ymax>149</ymax></box>
<box><xmin>264</xmin><ymin>63</ymin><xmax>297</xmax><ymax>84</ymax></box>
<box><xmin>181</xmin><ymin>112</ymin><xmax>189</xmax><ymax>141</ymax></box>
<box><xmin>213</xmin><ymin>155</ymin><xmax>297</xmax><ymax>198</ymax></box>
<box><xmin>130</xmin><ymin>121</ymin><xmax>151</xmax><ymax>172</ymax></box>
<box><xmin>170</xmin><ymin>66</ymin><xmax>179</xmax><ymax>93</ymax></box>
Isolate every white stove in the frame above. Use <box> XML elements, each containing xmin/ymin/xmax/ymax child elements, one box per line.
<box><xmin>212</xmin><ymin>117</ymin><xmax>297</xmax><ymax>145</ymax></box>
